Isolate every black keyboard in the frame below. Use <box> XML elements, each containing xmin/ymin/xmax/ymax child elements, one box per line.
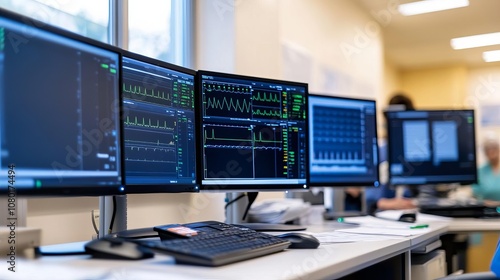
<box><xmin>138</xmin><ymin>221</ymin><xmax>291</xmax><ymax>266</ymax></box>
<box><xmin>420</xmin><ymin>204</ymin><xmax>500</xmax><ymax>218</ymax></box>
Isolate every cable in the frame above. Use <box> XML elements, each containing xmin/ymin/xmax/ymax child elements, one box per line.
<box><xmin>224</xmin><ymin>193</ymin><xmax>247</xmax><ymax>209</ymax></box>
<box><xmin>91</xmin><ymin>209</ymin><xmax>99</xmax><ymax>235</ymax></box>
<box><xmin>242</xmin><ymin>192</ymin><xmax>258</xmax><ymax>221</ymax></box>
<box><xmin>109</xmin><ymin>196</ymin><xmax>117</xmax><ymax>234</ymax></box>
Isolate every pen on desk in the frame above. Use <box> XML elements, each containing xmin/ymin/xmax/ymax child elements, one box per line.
<box><xmin>409</xmin><ymin>224</ymin><xmax>429</xmax><ymax>229</ymax></box>
<box><xmin>336</xmin><ymin>217</ymin><xmax>360</xmax><ymax>226</ymax></box>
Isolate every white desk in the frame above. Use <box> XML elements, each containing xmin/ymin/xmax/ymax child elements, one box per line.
<box><xmin>2</xmin><ymin>220</ymin><xmax>448</xmax><ymax>280</ymax></box>
<box><xmin>448</xmin><ymin>218</ymin><xmax>500</xmax><ymax>233</ymax></box>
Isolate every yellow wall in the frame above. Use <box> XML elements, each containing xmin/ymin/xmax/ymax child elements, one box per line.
<box><xmin>467</xmin><ymin>233</ymin><xmax>499</xmax><ymax>272</ymax></box>
<box><xmin>400</xmin><ymin>65</ymin><xmax>468</xmax><ymax>109</ymax></box>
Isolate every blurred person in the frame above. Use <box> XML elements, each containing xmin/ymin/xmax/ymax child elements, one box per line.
<box><xmin>365</xmin><ymin>93</ymin><xmax>418</xmax><ymax>212</ymax></box>
<box><xmin>473</xmin><ymin>135</ymin><xmax>500</xmax><ymax>205</ymax></box>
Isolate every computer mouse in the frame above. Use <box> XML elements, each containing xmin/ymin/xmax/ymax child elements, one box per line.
<box><xmin>84</xmin><ymin>237</ymin><xmax>154</xmax><ymax>260</ymax></box>
<box><xmin>398</xmin><ymin>212</ymin><xmax>416</xmax><ymax>223</ymax></box>
<box><xmin>277</xmin><ymin>232</ymin><xmax>320</xmax><ymax>249</ymax></box>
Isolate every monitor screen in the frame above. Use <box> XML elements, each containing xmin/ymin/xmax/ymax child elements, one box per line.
<box><xmin>121</xmin><ymin>53</ymin><xmax>198</xmax><ymax>193</ymax></box>
<box><xmin>386</xmin><ymin>110</ymin><xmax>477</xmax><ymax>185</ymax></box>
<box><xmin>0</xmin><ymin>10</ymin><xmax>122</xmax><ymax>195</ymax></box>
<box><xmin>198</xmin><ymin>71</ymin><xmax>308</xmax><ymax>191</ymax></box>
<box><xmin>308</xmin><ymin>94</ymin><xmax>379</xmax><ymax>186</ymax></box>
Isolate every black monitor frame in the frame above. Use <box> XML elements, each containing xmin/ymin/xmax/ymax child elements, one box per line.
<box><xmin>386</xmin><ymin>109</ymin><xmax>477</xmax><ymax>186</ymax></box>
<box><xmin>120</xmin><ymin>50</ymin><xmax>199</xmax><ymax>193</ymax></box>
<box><xmin>0</xmin><ymin>8</ymin><xmax>125</xmax><ymax>196</ymax></box>
<box><xmin>307</xmin><ymin>94</ymin><xmax>380</xmax><ymax>187</ymax></box>
<box><xmin>196</xmin><ymin>70</ymin><xmax>309</xmax><ymax>192</ymax></box>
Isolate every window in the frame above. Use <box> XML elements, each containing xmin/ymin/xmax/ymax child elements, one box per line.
<box><xmin>0</xmin><ymin>0</ymin><xmax>192</xmax><ymax>66</ymax></box>
<box><xmin>127</xmin><ymin>0</ymin><xmax>192</xmax><ymax>66</ymax></box>
<box><xmin>0</xmin><ymin>0</ymin><xmax>109</xmax><ymax>43</ymax></box>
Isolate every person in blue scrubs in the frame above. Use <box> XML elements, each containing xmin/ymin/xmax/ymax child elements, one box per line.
<box><xmin>365</xmin><ymin>93</ymin><xmax>418</xmax><ymax>213</ymax></box>
<box><xmin>473</xmin><ymin>137</ymin><xmax>500</xmax><ymax>204</ymax></box>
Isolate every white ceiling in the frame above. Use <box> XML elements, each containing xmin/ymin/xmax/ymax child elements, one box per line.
<box><xmin>353</xmin><ymin>0</ymin><xmax>500</xmax><ymax>70</ymax></box>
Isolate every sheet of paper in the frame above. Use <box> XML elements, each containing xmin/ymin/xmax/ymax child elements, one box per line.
<box><xmin>374</xmin><ymin>210</ymin><xmax>452</xmax><ymax>222</ymax></box>
<box><xmin>336</xmin><ymin>226</ymin><xmax>430</xmax><ymax>237</ymax></box>
<box><xmin>343</xmin><ymin>215</ymin><xmax>417</xmax><ymax>226</ymax></box>
<box><xmin>312</xmin><ymin>231</ymin><xmax>405</xmax><ymax>243</ymax></box>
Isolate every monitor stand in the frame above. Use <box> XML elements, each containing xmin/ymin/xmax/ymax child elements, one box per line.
<box><xmin>322</xmin><ymin>187</ymin><xmax>366</xmax><ymax>220</ymax></box>
<box><xmin>225</xmin><ymin>192</ymin><xmax>306</xmax><ymax>232</ymax></box>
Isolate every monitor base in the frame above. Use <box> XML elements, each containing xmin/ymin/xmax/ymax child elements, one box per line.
<box><xmin>323</xmin><ymin>210</ymin><xmax>366</xmax><ymax>221</ymax></box>
<box><xmin>113</xmin><ymin>227</ymin><xmax>157</xmax><ymax>239</ymax></box>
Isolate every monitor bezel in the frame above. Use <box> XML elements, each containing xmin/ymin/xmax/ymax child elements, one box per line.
<box><xmin>120</xmin><ymin>50</ymin><xmax>200</xmax><ymax>193</ymax></box>
<box><xmin>196</xmin><ymin>70</ymin><xmax>309</xmax><ymax>192</ymax></box>
<box><xmin>307</xmin><ymin>93</ymin><xmax>380</xmax><ymax>187</ymax></box>
<box><xmin>0</xmin><ymin>7</ymin><xmax>125</xmax><ymax>196</ymax></box>
<box><xmin>386</xmin><ymin>109</ymin><xmax>478</xmax><ymax>186</ymax></box>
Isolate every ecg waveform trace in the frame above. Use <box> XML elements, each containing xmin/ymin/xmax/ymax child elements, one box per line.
<box><xmin>313</xmin><ymin>106</ymin><xmax>364</xmax><ymax>162</ymax></box>
<box><xmin>205</xmin><ymin>95</ymin><xmax>252</xmax><ymax>119</ymax></box>
<box><xmin>123</xmin><ymin>83</ymin><xmax>173</xmax><ymax>102</ymax></box>
<box><xmin>125</xmin><ymin>145</ymin><xmax>177</xmax><ymax>163</ymax></box>
<box><xmin>125</xmin><ymin>128</ymin><xmax>175</xmax><ymax>146</ymax></box>
<box><xmin>251</xmin><ymin>89</ymin><xmax>282</xmax><ymax>120</ymax></box>
<box><xmin>203</xmin><ymin>81</ymin><xmax>253</xmax><ymax>119</ymax></box>
<box><xmin>204</xmin><ymin>126</ymin><xmax>252</xmax><ymax>148</ymax></box>
<box><xmin>252</xmin><ymin>90</ymin><xmax>280</xmax><ymax>104</ymax></box>
<box><xmin>124</xmin><ymin>109</ymin><xmax>176</xmax><ymax>132</ymax></box>
<box><xmin>125</xmin><ymin>145</ymin><xmax>178</xmax><ymax>175</ymax></box>
<box><xmin>122</xmin><ymin>69</ymin><xmax>174</xmax><ymax>106</ymax></box>
<box><xmin>252</xmin><ymin>108</ymin><xmax>281</xmax><ymax>118</ymax></box>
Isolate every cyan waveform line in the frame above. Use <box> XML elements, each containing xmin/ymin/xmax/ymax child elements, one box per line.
<box><xmin>124</xmin><ymin>116</ymin><xmax>176</xmax><ymax>131</ymax></box>
<box><xmin>125</xmin><ymin>139</ymin><xmax>175</xmax><ymax>146</ymax></box>
<box><xmin>123</xmin><ymin>83</ymin><xmax>172</xmax><ymax>101</ymax></box>
<box><xmin>253</xmin><ymin>91</ymin><xmax>280</xmax><ymax>103</ymax></box>
<box><xmin>253</xmin><ymin>109</ymin><xmax>281</xmax><ymax>117</ymax></box>
<box><xmin>127</xmin><ymin>146</ymin><xmax>176</xmax><ymax>153</ymax></box>
<box><xmin>206</xmin><ymin>97</ymin><xmax>251</xmax><ymax>113</ymax></box>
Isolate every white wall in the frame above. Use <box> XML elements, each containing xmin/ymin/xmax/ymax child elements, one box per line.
<box><xmin>26</xmin><ymin>0</ymin><xmax>384</xmax><ymax>245</ymax></box>
<box><xmin>235</xmin><ymin>0</ymin><xmax>384</xmax><ymax>99</ymax></box>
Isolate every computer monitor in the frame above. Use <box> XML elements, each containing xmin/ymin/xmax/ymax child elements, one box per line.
<box><xmin>0</xmin><ymin>8</ymin><xmax>123</xmax><ymax>195</ymax></box>
<box><xmin>308</xmin><ymin>94</ymin><xmax>380</xmax><ymax>187</ymax></box>
<box><xmin>386</xmin><ymin>110</ymin><xmax>477</xmax><ymax>185</ymax></box>
<box><xmin>197</xmin><ymin>71</ymin><xmax>308</xmax><ymax>191</ymax></box>
<box><xmin>121</xmin><ymin>51</ymin><xmax>199</xmax><ymax>193</ymax></box>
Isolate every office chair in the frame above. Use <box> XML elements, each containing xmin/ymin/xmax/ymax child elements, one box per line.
<box><xmin>438</xmin><ymin>239</ymin><xmax>500</xmax><ymax>280</ymax></box>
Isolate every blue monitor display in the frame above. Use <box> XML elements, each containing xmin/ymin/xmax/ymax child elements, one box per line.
<box><xmin>121</xmin><ymin>53</ymin><xmax>198</xmax><ymax>192</ymax></box>
<box><xmin>198</xmin><ymin>71</ymin><xmax>308</xmax><ymax>191</ymax></box>
<box><xmin>0</xmin><ymin>9</ymin><xmax>122</xmax><ymax>195</ymax></box>
<box><xmin>386</xmin><ymin>110</ymin><xmax>477</xmax><ymax>185</ymax></box>
<box><xmin>308</xmin><ymin>94</ymin><xmax>379</xmax><ymax>186</ymax></box>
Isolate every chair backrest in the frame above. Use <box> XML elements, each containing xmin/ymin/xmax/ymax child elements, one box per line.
<box><xmin>490</xmin><ymin>237</ymin><xmax>500</xmax><ymax>276</ymax></box>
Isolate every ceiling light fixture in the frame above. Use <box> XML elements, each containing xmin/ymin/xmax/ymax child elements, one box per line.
<box><xmin>398</xmin><ymin>0</ymin><xmax>469</xmax><ymax>16</ymax></box>
<box><xmin>451</xmin><ymin>32</ymin><xmax>500</xmax><ymax>50</ymax></box>
<box><xmin>483</xmin><ymin>50</ymin><xmax>500</xmax><ymax>63</ymax></box>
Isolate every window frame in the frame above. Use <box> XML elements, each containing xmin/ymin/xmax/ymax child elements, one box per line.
<box><xmin>109</xmin><ymin>0</ymin><xmax>193</xmax><ymax>68</ymax></box>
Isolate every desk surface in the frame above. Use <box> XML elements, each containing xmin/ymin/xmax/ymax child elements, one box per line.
<box><xmin>2</xmin><ymin>218</ymin><xmax>449</xmax><ymax>280</ymax></box>
<box><xmin>448</xmin><ymin>217</ymin><xmax>500</xmax><ymax>233</ymax></box>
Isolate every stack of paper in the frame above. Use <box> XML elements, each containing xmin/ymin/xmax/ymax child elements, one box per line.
<box><xmin>248</xmin><ymin>199</ymin><xmax>311</xmax><ymax>223</ymax></box>
<box><xmin>338</xmin><ymin>215</ymin><xmax>431</xmax><ymax>237</ymax></box>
